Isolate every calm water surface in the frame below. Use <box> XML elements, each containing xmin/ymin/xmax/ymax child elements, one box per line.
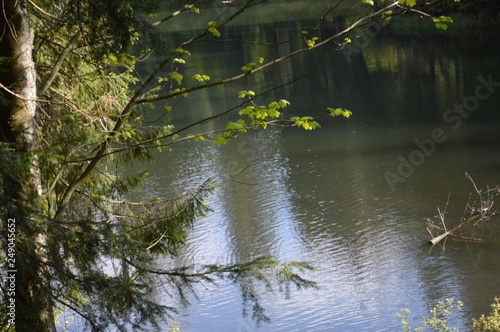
<box><xmin>124</xmin><ymin>5</ymin><xmax>500</xmax><ymax>332</ymax></box>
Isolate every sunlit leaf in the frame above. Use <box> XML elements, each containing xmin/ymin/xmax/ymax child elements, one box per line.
<box><xmin>278</xmin><ymin>99</ymin><xmax>290</xmax><ymax>108</ymax></box>
<box><xmin>327</xmin><ymin>107</ymin><xmax>352</xmax><ymax>118</ymax></box>
<box><xmin>208</xmin><ymin>27</ymin><xmax>221</xmax><ymax>37</ymax></box>
<box><xmin>168</xmin><ymin>72</ymin><xmax>183</xmax><ymax>85</ymax></box>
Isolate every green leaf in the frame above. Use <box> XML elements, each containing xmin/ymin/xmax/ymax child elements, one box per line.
<box><xmin>214</xmin><ymin>134</ymin><xmax>229</xmax><ymax>145</ymax></box>
<box><xmin>327</xmin><ymin>107</ymin><xmax>352</xmax><ymax>118</ymax></box>
<box><xmin>107</xmin><ymin>53</ymin><xmax>118</xmax><ymax>64</ymax></box>
<box><xmin>398</xmin><ymin>0</ymin><xmax>416</xmax><ymax>6</ymax></box>
<box><xmin>268</xmin><ymin>101</ymin><xmax>279</xmax><ymax>109</ymax></box>
<box><xmin>192</xmin><ymin>74</ymin><xmax>210</xmax><ymax>82</ymax></box>
<box><xmin>238</xmin><ymin>106</ymin><xmax>254</xmax><ymax>114</ymax></box>
<box><xmin>187</xmin><ymin>134</ymin><xmax>205</xmax><ymax>142</ymax></box>
<box><xmin>435</xmin><ymin>23</ymin><xmax>448</xmax><ymax>30</ymax></box>
<box><xmin>432</xmin><ymin>16</ymin><xmax>453</xmax><ymax>30</ymax></box>
<box><xmin>238</xmin><ymin>90</ymin><xmax>255</xmax><ymax>98</ymax></box>
<box><xmin>291</xmin><ymin>116</ymin><xmax>320</xmax><ymax>130</ymax></box>
<box><xmin>362</xmin><ymin>0</ymin><xmax>374</xmax><ymax>5</ymax></box>
<box><xmin>171</xmin><ymin>88</ymin><xmax>188</xmax><ymax>97</ymax></box>
<box><xmin>278</xmin><ymin>99</ymin><xmax>290</xmax><ymax>108</ymax></box>
<box><xmin>208</xmin><ymin>27</ymin><xmax>221</xmax><ymax>37</ymax></box>
<box><xmin>241</xmin><ymin>58</ymin><xmax>264</xmax><ymax>72</ymax></box>
<box><xmin>186</xmin><ymin>5</ymin><xmax>200</xmax><ymax>14</ymax></box>
<box><xmin>382</xmin><ymin>10</ymin><xmax>393</xmax><ymax>21</ymax></box>
<box><xmin>168</xmin><ymin>72</ymin><xmax>183</xmax><ymax>85</ymax></box>
<box><xmin>173</xmin><ymin>48</ymin><xmax>191</xmax><ymax>56</ymax></box>
<box><xmin>241</xmin><ymin>63</ymin><xmax>256</xmax><ymax>71</ymax></box>
<box><xmin>207</xmin><ymin>21</ymin><xmax>221</xmax><ymax>37</ymax></box>
<box><xmin>226</xmin><ymin>120</ymin><xmax>247</xmax><ymax>133</ymax></box>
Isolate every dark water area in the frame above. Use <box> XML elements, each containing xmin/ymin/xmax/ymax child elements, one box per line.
<box><xmin>114</xmin><ymin>4</ymin><xmax>500</xmax><ymax>332</ymax></box>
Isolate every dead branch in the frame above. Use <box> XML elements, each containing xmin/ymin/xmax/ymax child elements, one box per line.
<box><xmin>428</xmin><ymin>173</ymin><xmax>499</xmax><ymax>245</ymax></box>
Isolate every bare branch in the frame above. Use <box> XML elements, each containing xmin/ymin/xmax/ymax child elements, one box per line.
<box><xmin>38</xmin><ymin>30</ymin><xmax>80</xmax><ymax>96</ymax></box>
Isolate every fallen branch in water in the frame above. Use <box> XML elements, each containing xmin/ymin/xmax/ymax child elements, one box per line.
<box><xmin>428</xmin><ymin>211</ymin><xmax>481</xmax><ymax>245</ymax></box>
<box><xmin>427</xmin><ymin>173</ymin><xmax>499</xmax><ymax>245</ymax></box>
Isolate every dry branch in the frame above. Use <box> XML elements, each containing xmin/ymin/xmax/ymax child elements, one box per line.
<box><xmin>428</xmin><ymin>212</ymin><xmax>481</xmax><ymax>245</ymax></box>
<box><xmin>427</xmin><ymin>173</ymin><xmax>499</xmax><ymax>245</ymax></box>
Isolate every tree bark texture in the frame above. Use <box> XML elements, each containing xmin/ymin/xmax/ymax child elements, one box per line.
<box><xmin>1</xmin><ymin>1</ymin><xmax>55</xmax><ymax>331</ymax></box>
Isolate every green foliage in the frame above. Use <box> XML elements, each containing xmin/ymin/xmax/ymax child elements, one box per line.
<box><xmin>214</xmin><ymin>120</ymin><xmax>248</xmax><ymax>144</ymax></box>
<box><xmin>382</xmin><ymin>10</ymin><xmax>393</xmax><ymax>21</ymax></box>
<box><xmin>397</xmin><ymin>298</ymin><xmax>463</xmax><ymax>331</ymax></box>
<box><xmin>173</xmin><ymin>48</ymin><xmax>191</xmax><ymax>56</ymax></box>
<box><xmin>432</xmin><ymin>16</ymin><xmax>454</xmax><ymax>30</ymax></box>
<box><xmin>207</xmin><ymin>21</ymin><xmax>221</xmax><ymax>37</ymax></box>
<box><xmin>241</xmin><ymin>57</ymin><xmax>265</xmax><ymax>72</ymax></box>
<box><xmin>238</xmin><ymin>90</ymin><xmax>256</xmax><ymax>98</ymax></box>
<box><xmin>0</xmin><ymin>0</ymin><xmax>398</xmax><ymax>330</ymax></box>
<box><xmin>306</xmin><ymin>36</ymin><xmax>319</xmax><ymax>48</ymax></box>
<box><xmin>398</xmin><ymin>0</ymin><xmax>416</xmax><ymax>7</ymax></box>
<box><xmin>398</xmin><ymin>298</ymin><xmax>500</xmax><ymax>332</ymax></box>
<box><xmin>192</xmin><ymin>74</ymin><xmax>210</xmax><ymax>82</ymax></box>
<box><xmin>104</xmin><ymin>52</ymin><xmax>136</xmax><ymax>68</ymax></box>
<box><xmin>472</xmin><ymin>298</ymin><xmax>500</xmax><ymax>331</ymax></box>
<box><xmin>328</xmin><ymin>107</ymin><xmax>353</xmax><ymax>118</ymax></box>
<box><xmin>291</xmin><ymin>116</ymin><xmax>321</xmax><ymax>130</ymax></box>
<box><xmin>185</xmin><ymin>4</ymin><xmax>200</xmax><ymax>14</ymax></box>
<box><xmin>168</xmin><ymin>72</ymin><xmax>184</xmax><ymax>85</ymax></box>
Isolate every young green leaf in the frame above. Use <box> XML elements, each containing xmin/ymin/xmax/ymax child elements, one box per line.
<box><xmin>327</xmin><ymin>107</ymin><xmax>352</xmax><ymax>118</ymax></box>
<box><xmin>192</xmin><ymin>74</ymin><xmax>210</xmax><ymax>82</ymax></box>
<box><xmin>207</xmin><ymin>21</ymin><xmax>221</xmax><ymax>37</ymax></box>
<box><xmin>173</xmin><ymin>48</ymin><xmax>191</xmax><ymax>56</ymax></box>
<box><xmin>238</xmin><ymin>90</ymin><xmax>255</xmax><ymax>98</ymax></box>
<box><xmin>398</xmin><ymin>0</ymin><xmax>416</xmax><ymax>6</ymax></box>
<box><xmin>168</xmin><ymin>72</ymin><xmax>183</xmax><ymax>85</ymax></box>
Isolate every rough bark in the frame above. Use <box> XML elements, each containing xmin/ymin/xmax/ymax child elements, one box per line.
<box><xmin>1</xmin><ymin>1</ymin><xmax>56</xmax><ymax>331</ymax></box>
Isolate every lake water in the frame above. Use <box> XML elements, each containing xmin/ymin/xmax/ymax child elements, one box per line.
<box><xmin>125</xmin><ymin>3</ymin><xmax>500</xmax><ymax>332</ymax></box>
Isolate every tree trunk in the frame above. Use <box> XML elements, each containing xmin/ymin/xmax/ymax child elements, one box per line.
<box><xmin>1</xmin><ymin>1</ymin><xmax>56</xmax><ymax>331</ymax></box>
